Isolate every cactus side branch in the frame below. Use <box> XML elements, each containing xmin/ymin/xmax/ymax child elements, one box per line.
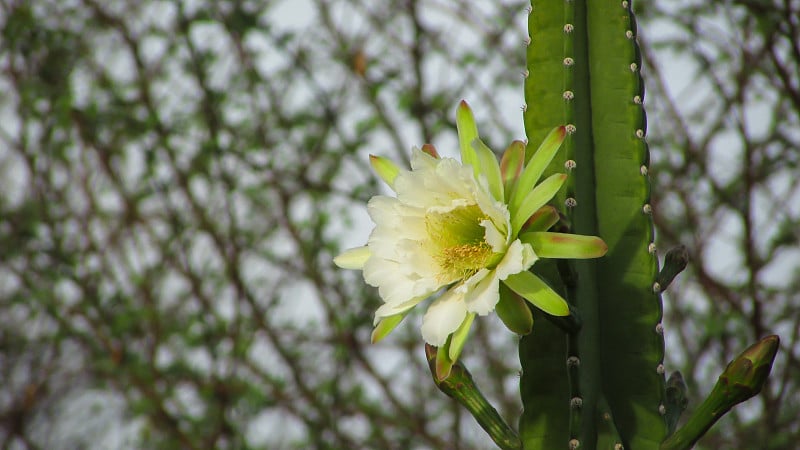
<box><xmin>660</xmin><ymin>336</ymin><xmax>779</xmax><ymax>450</ymax></box>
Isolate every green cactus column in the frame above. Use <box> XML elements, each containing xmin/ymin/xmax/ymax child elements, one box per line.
<box><xmin>520</xmin><ymin>1</ymin><xmax>666</xmax><ymax>449</ymax></box>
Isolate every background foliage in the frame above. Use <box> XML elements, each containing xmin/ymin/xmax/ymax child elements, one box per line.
<box><xmin>0</xmin><ymin>0</ymin><xmax>797</xmax><ymax>449</ymax></box>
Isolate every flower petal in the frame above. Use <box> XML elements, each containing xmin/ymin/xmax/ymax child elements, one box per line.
<box><xmin>502</xmin><ymin>271</ymin><xmax>570</xmax><ymax>316</ymax></box>
<box><xmin>397</xmin><ymin>155</ymin><xmax>473</xmax><ymax>209</ymax></box>
<box><xmin>374</xmin><ymin>296</ymin><xmax>424</xmax><ymax>320</ymax></box>
<box><xmin>495</xmin><ymin>240</ymin><xmax>538</xmax><ymax>278</ymax></box>
<box><xmin>519</xmin><ymin>232</ymin><xmax>609</xmax><ymax>259</ymax></box>
<box><xmin>367</xmin><ymin>195</ymin><xmax>423</xmax><ymax>229</ymax></box>
<box><xmin>421</xmin><ymin>289</ymin><xmax>468</xmax><ymax>346</ymax></box>
<box><xmin>461</xmin><ymin>240</ymin><xmax>535</xmax><ymax>315</ymax></box>
<box><xmin>363</xmin><ymin>257</ymin><xmax>422</xmax><ymax>305</ymax></box>
<box><xmin>410</xmin><ymin>146</ymin><xmax>440</xmax><ymax>171</ymax></box>
<box><xmin>462</xmin><ymin>270</ymin><xmax>501</xmax><ymax>315</ymax></box>
<box><xmin>474</xmin><ymin>189</ymin><xmax>511</xmax><ymax>242</ymax></box>
<box><xmin>333</xmin><ymin>246</ymin><xmax>371</xmax><ymax>269</ymax></box>
<box><xmin>481</xmin><ymin>219</ymin><xmax>507</xmax><ymax>252</ymax></box>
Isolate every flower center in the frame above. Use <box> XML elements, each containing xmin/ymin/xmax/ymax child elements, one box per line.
<box><xmin>425</xmin><ymin>204</ymin><xmax>493</xmax><ymax>283</ymax></box>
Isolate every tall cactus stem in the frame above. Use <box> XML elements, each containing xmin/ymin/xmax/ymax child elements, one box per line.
<box><xmin>596</xmin><ymin>396</ymin><xmax>626</xmax><ymax>450</ymax></box>
<box><xmin>568</xmin><ymin>338</ymin><xmax>583</xmax><ymax>446</ymax></box>
<box><xmin>521</xmin><ymin>1</ymin><xmax>665</xmax><ymax>448</ymax></box>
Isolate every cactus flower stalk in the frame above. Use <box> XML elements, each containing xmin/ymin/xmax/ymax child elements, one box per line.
<box><xmin>661</xmin><ymin>335</ymin><xmax>780</xmax><ymax>450</ymax></box>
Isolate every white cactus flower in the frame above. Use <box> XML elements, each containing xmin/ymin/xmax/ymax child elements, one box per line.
<box><xmin>335</xmin><ymin>101</ymin><xmax>607</xmax><ymax>376</ymax></box>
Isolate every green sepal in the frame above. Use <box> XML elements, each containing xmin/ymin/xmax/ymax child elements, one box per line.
<box><xmin>519</xmin><ymin>232</ymin><xmax>608</xmax><ymax>259</ymax></box>
<box><xmin>449</xmin><ymin>312</ymin><xmax>476</xmax><ymax>362</ymax></box>
<box><xmin>370</xmin><ymin>311</ymin><xmax>409</xmax><ymax>343</ymax></box>
<box><xmin>511</xmin><ymin>173</ymin><xmax>567</xmax><ymax>236</ymax></box>
<box><xmin>718</xmin><ymin>334</ymin><xmax>779</xmax><ymax>402</ymax></box>
<box><xmin>503</xmin><ymin>270</ymin><xmax>569</xmax><ymax>317</ymax></box>
<box><xmin>333</xmin><ymin>246</ymin><xmax>370</xmax><ymax>269</ymax></box>
<box><xmin>421</xmin><ymin>143</ymin><xmax>440</xmax><ymax>158</ymax></box>
<box><xmin>509</xmin><ymin>126</ymin><xmax>566</xmax><ymax>215</ymax></box>
<box><xmin>435</xmin><ymin>340</ymin><xmax>456</xmax><ymax>381</ymax></box>
<box><xmin>472</xmin><ymin>138</ymin><xmax>504</xmax><ymax>202</ymax></box>
<box><xmin>369</xmin><ymin>154</ymin><xmax>400</xmax><ymax>189</ymax></box>
<box><xmin>456</xmin><ymin>100</ymin><xmax>480</xmax><ymax>176</ymax></box>
<box><xmin>496</xmin><ymin>283</ymin><xmax>534</xmax><ymax>335</ymax></box>
<box><xmin>522</xmin><ymin>205</ymin><xmax>560</xmax><ymax>232</ymax></box>
<box><xmin>500</xmin><ymin>140</ymin><xmax>526</xmax><ymax>201</ymax></box>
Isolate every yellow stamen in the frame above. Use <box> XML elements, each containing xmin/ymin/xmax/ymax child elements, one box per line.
<box><xmin>425</xmin><ymin>204</ymin><xmax>494</xmax><ymax>283</ymax></box>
